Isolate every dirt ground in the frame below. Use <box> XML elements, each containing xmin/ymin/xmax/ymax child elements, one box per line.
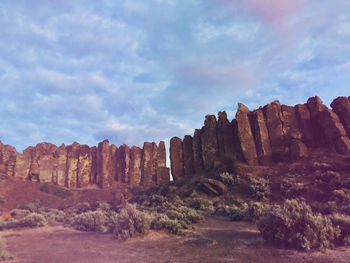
<box><xmin>2</xmin><ymin>215</ymin><xmax>350</xmax><ymax>263</ymax></box>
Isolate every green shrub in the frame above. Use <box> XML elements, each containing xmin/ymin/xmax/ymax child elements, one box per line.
<box><xmin>5</xmin><ymin>218</ymin><xmax>19</xmax><ymax>229</ymax></box>
<box><xmin>330</xmin><ymin>213</ymin><xmax>350</xmax><ymax>245</ymax></box>
<box><xmin>0</xmin><ymin>219</ymin><xmax>7</xmax><ymax>231</ymax></box>
<box><xmin>75</xmin><ymin>202</ymin><xmax>91</xmax><ymax>214</ymax></box>
<box><xmin>93</xmin><ymin>201</ymin><xmax>111</xmax><ymax>211</ymax></box>
<box><xmin>189</xmin><ymin>198</ymin><xmax>212</xmax><ymax>210</ymax></box>
<box><xmin>72</xmin><ymin>210</ymin><xmax>107</xmax><ymax>232</ymax></box>
<box><xmin>249</xmin><ymin>178</ymin><xmax>271</xmax><ymax>201</ymax></box>
<box><xmin>257</xmin><ymin>199</ymin><xmax>340</xmax><ymax>251</ymax></box>
<box><xmin>22</xmin><ymin>199</ymin><xmax>42</xmax><ymax>213</ymax></box>
<box><xmin>45</xmin><ymin>209</ymin><xmax>66</xmax><ymax>223</ymax></box>
<box><xmin>108</xmin><ymin>203</ymin><xmax>151</xmax><ymax>240</ymax></box>
<box><xmin>19</xmin><ymin>213</ymin><xmax>48</xmax><ymax>228</ymax></box>
<box><xmin>10</xmin><ymin>209</ymin><xmax>30</xmax><ymax>218</ymax></box>
<box><xmin>151</xmin><ymin>213</ymin><xmax>183</xmax><ymax>234</ymax></box>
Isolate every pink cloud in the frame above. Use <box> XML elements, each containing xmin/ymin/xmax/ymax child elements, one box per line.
<box><xmin>219</xmin><ymin>0</ymin><xmax>303</xmax><ymax>25</ymax></box>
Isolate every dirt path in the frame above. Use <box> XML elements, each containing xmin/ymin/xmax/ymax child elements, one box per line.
<box><xmin>2</xmin><ymin>216</ymin><xmax>350</xmax><ymax>263</ymax></box>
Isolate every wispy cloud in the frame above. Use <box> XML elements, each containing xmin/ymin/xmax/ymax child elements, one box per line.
<box><xmin>0</xmin><ymin>0</ymin><xmax>350</xmax><ymax>151</ymax></box>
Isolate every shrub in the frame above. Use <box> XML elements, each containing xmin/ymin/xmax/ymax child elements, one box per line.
<box><xmin>249</xmin><ymin>178</ymin><xmax>271</xmax><ymax>201</ymax></box>
<box><xmin>10</xmin><ymin>209</ymin><xmax>30</xmax><ymax>218</ymax></box>
<box><xmin>189</xmin><ymin>198</ymin><xmax>212</xmax><ymax>210</ymax></box>
<box><xmin>108</xmin><ymin>203</ymin><xmax>151</xmax><ymax>240</ymax></box>
<box><xmin>0</xmin><ymin>238</ymin><xmax>12</xmax><ymax>260</ymax></box>
<box><xmin>75</xmin><ymin>202</ymin><xmax>91</xmax><ymax>214</ymax></box>
<box><xmin>151</xmin><ymin>213</ymin><xmax>183</xmax><ymax>234</ymax></box>
<box><xmin>93</xmin><ymin>201</ymin><xmax>111</xmax><ymax>212</ymax></box>
<box><xmin>257</xmin><ymin>199</ymin><xmax>340</xmax><ymax>251</ymax></box>
<box><xmin>330</xmin><ymin>213</ymin><xmax>350</xmax><ymax>245</ymax></box>
<box><xmin>5</xmin><ymin>218</ymin><xmax>19</xmax><ymax>229</ymax></box>
<box><xmin>0</xmin><ymin>219</ymin><xmax>7</xmax><ymax>231</ymax></box>
<box><xmin>19</xmin><ymin>213</ymin><xmax>48</xmax><ymax>228</ymax></box>
<box><xmin>214</xmin><ymin>154</ymin><xmax>238</xmax><ymax>174</ymax></box>
<box><xmin>22</xmin><ymin>199</ymin><xmax>42</xmax><ymax>213</ymax></box>
<box><xmin>72</xmin><ymin>210</ymin><xmax>107</xmax><ymax>232</ymax></box>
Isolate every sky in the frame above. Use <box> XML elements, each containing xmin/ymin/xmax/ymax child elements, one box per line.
<box><xmin>1</xmin><ymin>0</ymin><xmax>350</xmax><ymax>153</ymax></box>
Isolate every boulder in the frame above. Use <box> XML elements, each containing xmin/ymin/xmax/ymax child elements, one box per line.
<box><xmin>263</xmin><ymin>100</ymin><xmax>289</xmax><ymax>161</ymax></box>
<box><xmin>183</xmin><ymin>135</ymin><xmax>194</xmax><ymax>176</ymax></box>
<box><xmin>249</xmin><ymin>108</ymin><xmax>273</xmax><ymax>165</ymax></box>
<box><xmin>201</xmin><ymin>115</ymin><xmax>219</xmax><ymax>170</ymax></box>
<box><xmin>200</xmin><ymin>178</ymin><xmax>228</xmax><ymax>196</ymax></box>
<box><xmin>236</xmin><ymin>103</ymin><xmax>258</xmax><ymax>165</ymax></box>
<box><xmin>217</xmin><ymin>111</ymin><xmax>235</xmax><ymax>155</ymax></box>
<box><xmin>192</xmin><ymin>129</ymin><xmax>204</xmax><ymax>173</ymax></box>
<box><xmin>129</xmin><ymin>146</ymin><xmax>142</xmax><ymax>186</ymax></box>
<box><xmin>295</xmin><ymin>104</ymin><xmax>313</xmax><ymax>146</ymax></box>
<box><xmin>170</xmin><ymin>137</ymin><xmax>184</xmax><ymax>181</ymax></box>
<box><xmin>331</xmin><ymin>97</ymin><xmax>350</xmax><ymax>136</ymax></box>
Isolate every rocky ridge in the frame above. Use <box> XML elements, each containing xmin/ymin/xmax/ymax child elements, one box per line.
<box><xmin>1</xmin><ymin>95</ymin><xmax>350</xmax><ymax>189</ymax></box>
<box><xmin>170</xmin><ymin>96</ymin><xmax>350</xmax><ymax>179</ymax></box>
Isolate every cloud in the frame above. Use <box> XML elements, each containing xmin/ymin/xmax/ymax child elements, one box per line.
<box><xmin>1</xmin><ymin>0</ymin><xmax>350</xmax><ymax>153</ymax></box>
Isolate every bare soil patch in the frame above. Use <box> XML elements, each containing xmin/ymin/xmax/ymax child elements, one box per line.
<box><xmin>2</xmin><ymin>215</ymin><xmax>350</xmax><ymax>263</ymax></box>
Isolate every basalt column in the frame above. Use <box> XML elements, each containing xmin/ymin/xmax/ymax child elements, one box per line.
<box><xmin>295</xmin><ymin>104</ymin><xmax>313</xmax><ymax>146</ymax></box>
<box><xmin>308</xmin><ymin>96</ymin><xmax>350</xmax><ymax>154</ymax></box>
<box><xmin>77</xmin><ymin>145</ymin><xmax>92</xmax><ymax>188</ymax></box>
<box><xmin>217</xmin><ymin>111</ymin><xmax>235</xmax><ymax>156</ymax></box>
<box><xmin>97</xmin><ymin>140</ymin><xmax>113</xmax><ymax>188</ymax></box>
<box><xmin>192</xmin><ymin>129</ymin><xmax>204</xmax><ymax>173</ymax></box>
<box><xmin>141</xmin><ymin>142</ymin><xmax>153</xmax><ymax>187</ymax></box>
<box><xmin>235</xmin><ymin>103</ymin><xmax>258</xmax><ymax>165</ymax></box>
<box><xmin>156</xmin><ymin>141</ymin><xmax>169</xmax><ymax>185</ymax></box>
<box><xmin>281</xmin><ymin>105</ymin><xmax>307</xmax><ymax>159</ymax></box>
<box><xmin>129</xmin><ymin>146</ymin><xmax>142</xmax><ymax>186</ymax></box>
<box><xmin>306</xmin><ymin>96</ymin><xmax>328</xmax><ymax>147</ymax></box>
<box><xmin>90</xmin><ymin>146</ymin><xmax>97</xmax><ymax>184</ymax></box>
<box><xmin>54</xmin><ymin>144</ymin><xmax>67</xmax><ymax>186</ymax></box>
<box><xmin>201</xmin><ymin>115</ymin><xmax>219</xmax><ymax>170</ymax></box>
<box><xmin>331</xmin><ymin>97</ymin><xmax>350</xmax><ymax>137</ymax></box>
<box><xmin>183</xmin><ymin>135</ymin><xmax>194</xmax><ymax>176</ymax></box>
<box><xmin>249</xmin><ymin>108</ymin><xmax>272</xmax><ymax>165</ymax></box>
<box><xmin>66</xmin><ymin>142</ymin><xmax>80</xmax><ymax>188</ymax></box>
<box><xmin>263</xmin><ymin>100</ymin><xmax>289</xmax><ymax>161</ymax></box>
<box><xmin>117</xmin><ymin>144</ymin><xmax>130</xmax><ymax>184</ymax></box>
<box><xmin>170</xmin><ymin>137</ymin><xmax>184</xmax><ymax>180</ymax></box>
<box><xmin>14</xmin><ymin>146</ymin><xmax>33</xmax><ymax>179</ymax></box>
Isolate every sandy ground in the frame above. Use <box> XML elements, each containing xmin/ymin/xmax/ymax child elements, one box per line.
<box><xmin>2</xmin><ymin>216</ymin><xmax>350</xmax><ymax>263</ymax></box>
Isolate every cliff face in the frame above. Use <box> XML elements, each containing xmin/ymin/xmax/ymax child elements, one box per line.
<box><xmin>0</xmin><ymin>140</ymin><xmax>169</xmax><ymax>189</ymax></box>
<box><xmin>170</xmin><ymin>96</ymin><xmax>350</xmax><ymax>180</ymax></box>
<box><xmin>1</xmin><ymin>95</ymin><xmax>350</xmax><ymax>188</ymax></box>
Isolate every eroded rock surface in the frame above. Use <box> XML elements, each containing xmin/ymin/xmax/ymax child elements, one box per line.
<box><xmin>201</xmin><ymin>115</ymin><xmax>219</xmax><ymax>170</ymax></box>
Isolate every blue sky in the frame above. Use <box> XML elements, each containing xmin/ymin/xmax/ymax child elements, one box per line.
<box><xmin>1</xmin><ymin>0</ymin><xmax>350</xmax><ymax>152</ymax></box>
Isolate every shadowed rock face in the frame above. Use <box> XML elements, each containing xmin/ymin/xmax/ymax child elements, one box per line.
<box><xmin>263</xmin><ymin>101</ymin><xmax>289</xmax><ymax>161</ymax></box>
<box><xmin>249</xmin><ymin>108</ymin><xmax>272</xmax><ymax>165</ymax></box>
<box><xmin>295</xmin><ymin>104</ymin><xmax>313</xmax><ymax>146</ymax></box>
<box><xmin>307</xmin><ymin>96</ymin><xmax>328</xmax><ymax>147</ymax></box>
<box><xmin>77</xmin><ymin>145</ymin><xmax>92</xmax><ymax>188</ymax></box>
<box><xmin>192</xmin><ymin>129</ymin><xmax>204</xmax><ymax>173</ymax></box>
<box><xmin>141</xmin><ymin>142</ymin><xmax>153</xmax><ymax>187</ymax></box>
<box><xmin>331</xmin><ymin>97</ymin><xmax>350</xmax><ymax>137</ymax></box>
<box><xmin>201</xmin><ymin>115</ymin><xmax>219</xmax><ymax>170</ymax></box>
<box><xmin>217</xmin><ymin>111</ymin><xmax>235</xmax><ymax>156</ymax></box>
<box><xmin>183</xmin><ymin>135</ymin><xmax>194</xmax><ymax>177</ymax></box>
<box><xmin>129</xmin><ymin>146</ymin><xmax>142</xmax><ymax>186</ymax></box>
<box><xmin>97</xmin><ymin>140</ymin><xmax>113</xmax><ymax>188</ymax></box>
<box><xmin>170</xmin><ymin>137</ymin><xmax>184</xmax><ymax>181</ymax></box>
<box><xmin>236</xmin><ymin>104</ymin><xmax>258</xmax><ymax>165</ymax></box>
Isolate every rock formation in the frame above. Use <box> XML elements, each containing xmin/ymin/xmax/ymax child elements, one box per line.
<box><xmin>201</xmin><ymin>115</ymin><xmax>219</xmax><ymax>170</ymax></box>
<box><xmin>1</xmin><ymin>95</ymin><xmax>350</xmax><ymax>188</ymax></box>
<box><xmin>170</xmin><ymin>137</ymin><xmax>184</xmax><ymax>180</ymax></box>
<box><xmin>236</xmin><ymin>104</ymin><xmax>258</xmax><ymax>165</ymax></box>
